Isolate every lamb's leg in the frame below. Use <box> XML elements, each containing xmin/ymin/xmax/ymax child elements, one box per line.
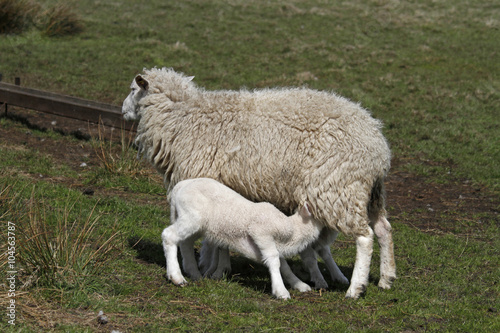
<box><xmin>314</xmin><ymin>230</ymin><xmax>349</xmax><ymax>285</ymax></box>
<box><xmin>199</xmin><ymin>239</ymin><xmax>214</xmax><ymax>275</ymax></box>
<box><xmin>255</xmin><ymin>237</ymin><xmax>290</xmax><ymax>299</ymax></box>
<box><xmin>300</xmin><ymin>246</ymin><xmax>329</xmax><ymax>289</ymax></box>
<box><xmin>180</xmin><ymin>235</ymin><xmax>202</xmax><ymax>281</ymax></box>
<box><xmin>162</xmin><ymin>226</ymin><xmax>188</xmax><ymax>286</ymax></box>
<box><xmin>345</xmin><ymin>228</ymin><xmax>374</xmax><ymax>299</ymax></box>
<box><xmin>372</xmin><ymin>216</ymin><xmax>396</xmax><ymax>289</ymax></box>
<box><xmin>211</xmin><ymin>247</ymin><xmax>232</xmax><ymax>279</ymax></box>
<box><xmin>280</xmin><ymin>258</ymin><xmax>311</xmax><ymax>292</ymax></box>
<box><xmin>316</xmin><ymin>245</ymin><xmax>349</xmax><ymax>285</ymax></box>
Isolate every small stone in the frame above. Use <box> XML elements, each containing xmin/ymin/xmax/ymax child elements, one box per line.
<box><xmin>97</xmin><ymin>310</ymin><xmax>108</xmax><ymax>324</ymax></box>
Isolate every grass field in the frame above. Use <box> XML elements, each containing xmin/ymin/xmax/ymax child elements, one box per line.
<box><xmin>1</xmin><ymin>0</ymin><xmax>499</xmax><ymax>331</ymax></box>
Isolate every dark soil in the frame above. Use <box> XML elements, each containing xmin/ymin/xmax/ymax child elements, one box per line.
<box><xmin>1</xmin><ymin>106</ymin><xmax>499</xmax><ymax>238</ymax></box>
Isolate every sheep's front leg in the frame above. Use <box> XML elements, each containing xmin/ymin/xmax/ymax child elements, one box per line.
<box><xmin>162</xmin><ymin>227</ymin><xmax>187</xmax><ymax>286</ymax></box>
<box><xmin>345</xmin><ymin>228</ymin><xmax>374</xmax><ymax>299</ymax></box>
<box><xmin>280</xmin><ymin>258</ymin><xmax>311</xmax><ymax>292</ymax></box>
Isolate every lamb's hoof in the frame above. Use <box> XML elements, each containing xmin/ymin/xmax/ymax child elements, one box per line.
<box><xmin>169</xmin><ymin>276</ymin><xmax>188</xmax><ymax>286</ymax></box>
<box><xmin>275</xmin><ymin>293</ymin><xmax>291</xmax><ymax>300</ymax></box>
<box><xmin>294</xmin><ymin>282</ymin><xmax>312</xmax><ymax>293</ymax></box>
<box><xmin>310</xmin><ymin>276</ymin><xmax>329</xmax><ymax>290</ymax></box>
<box><xmin>273</xmin><ymin>288</ymin><xmax>291</xmax><ymax>300</ymax></box>
<box><xmin>210</xmin><ymin>270</ymin><xmax>230</xmax><ymax>280</ymax></box>
<box><xmin>188</xmin><ymin>274</ymin><xmax>203</xmax><ymax>281</ymax></box>
<box><xmin>335</xmin><ymin>275</ymin><xmax>349</xmax><ymax>285</ymax></box>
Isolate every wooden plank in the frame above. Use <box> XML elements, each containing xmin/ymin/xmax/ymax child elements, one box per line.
<box><xmin>0</xmin><ymin>82</ymin><xmax>135</xmax><ymax>131</ymax></box>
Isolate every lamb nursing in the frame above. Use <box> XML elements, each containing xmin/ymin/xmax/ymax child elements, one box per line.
<box><xmin>122</xmin><ymin>67</ymin><xmax>396</xmax><ymax>299</ymax></box>
<box><xmin>164</xmin><ymin>178</ymin><xmax>322</xmax><ymax>299</ymax></box>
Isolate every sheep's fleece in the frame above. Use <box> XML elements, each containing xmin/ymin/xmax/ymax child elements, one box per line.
<box><xmin>122</xmin><ymin>67</ymin><xmax>396</xmax><ymax>298</ymax></box>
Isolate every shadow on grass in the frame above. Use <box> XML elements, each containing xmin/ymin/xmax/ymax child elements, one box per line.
<box><xmin>128</xmin><ymin>236</ymin><xmax>166</xmax><ymax>267</ymax></box>
<box><xmin>128</xmin><ymin>235</ymin><xmax>352</xmax><ymax>295</ymax></box>
<box><xmin>1</xmin><ymin>112</ymin><xmax>91</xmax><ymax>140</ymax></box>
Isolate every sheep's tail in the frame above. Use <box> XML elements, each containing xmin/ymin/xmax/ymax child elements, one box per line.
<box><xmin>368</xmin><ymin>177</ymin><xmax>387</xmax><ymax>222</ymax></box>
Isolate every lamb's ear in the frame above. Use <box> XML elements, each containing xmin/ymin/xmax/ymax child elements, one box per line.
<box><xmin>299</xmin><ymin>202</ymin><xmax>313</xmax><ymax>218</ymax></box>
<box><xmin>186</xmin><ymin>76</ymin><xmax>195</xmax><ymax>82</ymax></box>
<box><xmin>135</xmin><ymin>75</ymin><xmax>149</xmax><ymax>91</ymax></box>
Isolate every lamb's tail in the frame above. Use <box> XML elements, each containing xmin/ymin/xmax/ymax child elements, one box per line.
<box><xmin>368</xmin><ymin>177</ymin><xmax>387</xmax><ymax>222</ymax></box>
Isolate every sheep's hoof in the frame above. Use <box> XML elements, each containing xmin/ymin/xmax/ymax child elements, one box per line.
<box><xmin>345</xmin><ymin>284</ymin><xmax>366</xmax><ymax>299</ymax></box>
<box><xmin>378</xmin><ymin>275</ymin><xmax>396</xmax><ymax>290</ymax></box>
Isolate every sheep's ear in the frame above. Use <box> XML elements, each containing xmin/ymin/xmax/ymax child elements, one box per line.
<box><xmin>186</xmin><ymin>76</ymin><xmax>195</xmax><ymax>82</ymax></box>
<box><xmin>299</xmin><ymin>202</ymin><xmax>313</xmax><ymax>218</ymax></box>
<box><xmin>135</xmin><ymin>75</ymin><xmax>149</xmax><ymax>91</ymax></box>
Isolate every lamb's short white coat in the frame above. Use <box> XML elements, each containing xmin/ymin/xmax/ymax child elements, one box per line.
<box><xmin>163</xmin><ymin>178</ymin><xmax>324</xmax><ymax>299</ymax></box>
<box><xmin>122</xmin><ymin>67</ymin><xmax>396</xmax><ymax>298</ymax></box>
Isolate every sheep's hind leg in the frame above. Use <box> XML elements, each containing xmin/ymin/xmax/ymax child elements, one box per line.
<box><xmin>345</xmin><ymin>228</ymin><xmax>374</xmax><ymax>299</ymax></box>
<box><xmin>372</xmin><ymin>215</ymin><xmax>396</xmax><ymax>289</ymax></box>
<box><xmin>162</xmin><ymin>226</ymin><xmax>188</xmax><ymax>286</ymax></box>
<box><xmin>180</xmin><ymin>234</ymin><xmax>202</xmax><ymax>281</ymax></box>
<box><xmin>280</xmin><ymin>258</ymin><xmax>311</xmax><ymax>292</ymax></box>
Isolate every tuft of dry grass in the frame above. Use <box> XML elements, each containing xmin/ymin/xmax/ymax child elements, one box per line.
<box><xmin>91</xmin><ymin>121</ymin><xmax>144</xmax><ymax>176</ymax></box>
<box><xmin>0</xmin><ymin>0</ymin><xmax>36</xmax><ymax>34</ymax></box>
<box><xmin>0</xmin><ymin>183</ymin><xmax>122</xmax><ymax>291</ymax></box>
<box><xmin>39</xmin><ymin>3</ymin><xmax>83</xmax><ymax>37</ymax></box>
<box><xmin>0</xmin><ymin>0</ymin><xmax>83</xmax><ymax>36</ymax></box>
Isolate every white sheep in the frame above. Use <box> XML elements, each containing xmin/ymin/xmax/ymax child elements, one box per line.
<box><xmin>164</xmin><ymin>177</ymin><xmax>321</xmax><ymax>299</ymax></box>
<box><xmin>122</xmin><ymin>67</ymin><xmax>396</xmax><ymax>299</ymax></box>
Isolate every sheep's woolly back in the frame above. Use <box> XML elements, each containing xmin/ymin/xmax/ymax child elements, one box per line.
<box><xmin>135</xmin><ymin>68</ymin><xmax>391</xmax><ymax>236</ymax></box>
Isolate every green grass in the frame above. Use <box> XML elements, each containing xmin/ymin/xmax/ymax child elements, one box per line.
<box><xmin>0</xmin><ymin>0</ymin><xmax>499</xmax><ymax>331</ymax></box>
<box><xmin>0</xmin><ymin>0</ymin><xmax>498</xmax><ymax>192</ymax></box>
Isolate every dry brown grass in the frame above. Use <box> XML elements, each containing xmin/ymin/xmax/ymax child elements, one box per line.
<box><xmin>39</xmin><ymin>3</ymin><xmax>83</xmax><ymax>37</ymax></box>
<box><xmin>0</xmin><ymin>0</ymin><xmax>36</xmax><ymax>34</ymax></box>
<box><xmin>0</xmin><ymin>0</ymin><xmax>83</xmax><ymax>36</ymax></box>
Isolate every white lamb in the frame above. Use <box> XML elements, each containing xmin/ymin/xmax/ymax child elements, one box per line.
<box><xmin>122</xmin><ymin>67</ymin><xmax>396</xmax><ymax>299</ymax></box>
<box><xmin>163</xmin><ymin>177</ymin><xmax>322</xmax><ymax>300</ymax></box>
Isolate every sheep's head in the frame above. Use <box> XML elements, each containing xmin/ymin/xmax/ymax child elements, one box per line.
<box><xmin>122</xmin><ymin>75</ymin><xmax>149</xmax><ymax>121</ymax></box>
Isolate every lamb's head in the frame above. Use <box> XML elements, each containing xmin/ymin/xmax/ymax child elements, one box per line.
<box><xmin>122</xmin><ymin>75</ymin><xmax>149</xmax><ymax>121</ymax></box>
